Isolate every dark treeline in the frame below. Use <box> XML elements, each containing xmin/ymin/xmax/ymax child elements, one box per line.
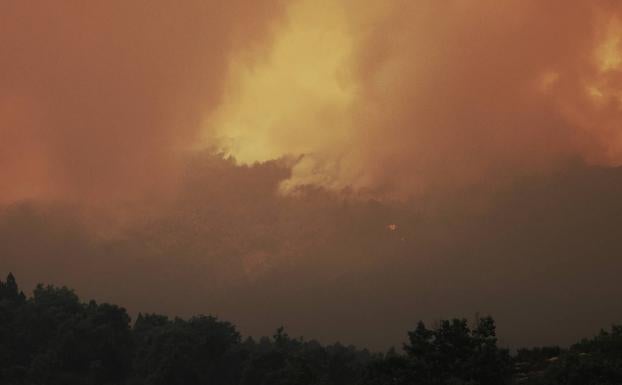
<box><xmin>1</xmin><ymin>274</ymin><xmax>621</xmax><ymax>385</ymax></box>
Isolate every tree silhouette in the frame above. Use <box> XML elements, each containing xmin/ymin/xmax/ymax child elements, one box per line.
<box><xmin>0</xmin><ymin>273</ymin><xmax>620</xmax><ymax>385</ymax></box>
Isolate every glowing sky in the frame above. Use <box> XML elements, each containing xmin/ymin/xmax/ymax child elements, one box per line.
<box><xmin>2</xmin><ymin>0</ymin><xmax>622</xmax><ymax>202</ymax></box>
<box><xmin>206</xmin><ymin>0</ymin><xmax>355</xmax><ymax>164</ymax></box>
<box><xmin>205</xmin><ymin>0</ymin><xmax>622</xmax><ymax>197</ymax></box>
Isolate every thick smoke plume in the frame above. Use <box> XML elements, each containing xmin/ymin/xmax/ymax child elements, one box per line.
<box><xmin>3</xmin><ymin>1</ymin><xmax>621</xmax><ymax>202</ymax></box>
<box><xmin>0</xmin><ymin>1</ymin><xmax>283</xmax><ymax>205</ymax></box>
<box><xmin>210</xmin><ymin>0</ymin><xmax>622</xmax><ymax>196</ymax></box>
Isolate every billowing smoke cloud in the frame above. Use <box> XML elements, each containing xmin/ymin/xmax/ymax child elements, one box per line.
<box><xmin>3</xmin><ymin>1</ymin><xmax>621</xmax><ymax>203</ymax></box>
<box><xmin>0</xmin><ymin>1</ymin><xmax>284</xmax><ymax>205</ymax></box>
<box><xmin>209</xmin><ymin>0</ymin><xmax>622</xmax><ymax>196</ymax></box>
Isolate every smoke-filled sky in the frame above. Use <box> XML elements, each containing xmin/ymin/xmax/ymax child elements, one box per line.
<box><xmin>2</xmin><ymin>1</ymin><xmax>622</xmax><ymax>350</ymax></box>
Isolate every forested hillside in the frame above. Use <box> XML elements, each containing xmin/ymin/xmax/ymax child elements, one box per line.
<box><xmin>1</xmin><ymin>273</ymin><xmax>620</xmax><ymax>385</ymax></box>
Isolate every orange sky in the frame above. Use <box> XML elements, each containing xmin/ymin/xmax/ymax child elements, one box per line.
<box><xmin>0</xmin><ymin>0</ymin><xmax>284</xmax><ymax>204</ymax></box>
<box><xmin>208</xmin><ymin>0</ymin><xmax>622</xmax><ymax>197</ymax></box>
<box><xmin>2</xmin><ymin>1</ymin><xmax>622</xmax><ymax>204</ymax></box>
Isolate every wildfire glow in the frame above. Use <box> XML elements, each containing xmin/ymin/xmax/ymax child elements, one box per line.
<box><xmin>205</xmin><ymin>0</ymin><xmax>356</xmax><ymax>164</ymax></box>
<box><xmin>597</xmin><ymin>17</ymin><xmax>622</xmax><ymax>72</ymax></box>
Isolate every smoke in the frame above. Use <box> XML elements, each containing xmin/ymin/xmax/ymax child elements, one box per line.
<box><xmin>4</xmin><ymin>158</ymin><xmax>622</xmax><ymax>350</ymax></box>
<box><xmin>208</xmin><ymin>0</ymin><xmax>622</xmax><ymax>196</ymax></box>
<box><xmin>3</xmin><ymin>0</ymin><xmax>622</xmax><ymax>350</ymax></box>
<box><xmin>3</xmin><ymin>1</ymin><xmax>621</xmax><ymax>204</ymax></box>
<box><xmin>0</xmin><ymin>0</ymin><xmax>284</xmax><ymax>205</ymax></box>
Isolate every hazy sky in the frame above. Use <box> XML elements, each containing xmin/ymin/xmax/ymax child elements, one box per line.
<box><xmin>2</xmin><ymin>1</ymin><xmax>622</xmax><ymax>350</ymax></box>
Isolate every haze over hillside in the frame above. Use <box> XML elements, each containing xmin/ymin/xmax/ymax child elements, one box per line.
<box><xmin>2</xmin><ymin>0</ymin><xmax>622</xmax><ymax>351</ymax></box>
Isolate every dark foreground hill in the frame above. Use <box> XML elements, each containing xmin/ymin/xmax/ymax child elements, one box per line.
<box><xmin>1</xmin><ymin>273</ymin><xmax>620</xmax><ymax>385</ymax></box>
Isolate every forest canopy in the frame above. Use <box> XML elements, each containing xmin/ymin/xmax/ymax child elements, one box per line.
<box><xmin>1</xmin><ymin>273</ymin><xmax>621</xmax><ymax>385</ymax></box>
